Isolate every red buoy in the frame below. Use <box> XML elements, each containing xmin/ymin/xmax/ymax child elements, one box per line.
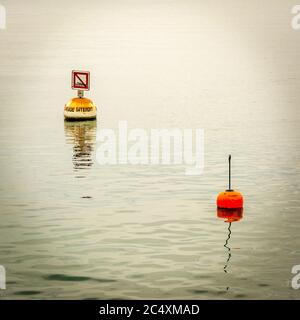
<box><xmin>217</xmin><ymin>190</ymin><xmax>243</xmax><ymax>209</ymax></box>
<box><xmin>216</xmin><ymin>155</ymin><xmax>244</xmax><ymax>209</ymax></box>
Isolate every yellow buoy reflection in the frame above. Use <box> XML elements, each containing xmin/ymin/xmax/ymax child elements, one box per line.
<box><xmin>64</xmin><ymin>120</ymin><xmax>97</xmax><ymax>171</ymax></box>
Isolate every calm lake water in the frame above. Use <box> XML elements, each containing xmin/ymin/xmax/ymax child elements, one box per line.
<box><xmin>0</xmin><ymin>0</ymin><xmax>300</xmax><ymax>299</ymax></box>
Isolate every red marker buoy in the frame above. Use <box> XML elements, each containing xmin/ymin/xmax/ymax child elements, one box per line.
<box><xmin>216</xmin><ymin>155</ymin><xmax>243</xmax><ymax>209</ymax></box>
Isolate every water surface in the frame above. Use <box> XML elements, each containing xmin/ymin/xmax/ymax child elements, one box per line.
<box><xmin>0</xmin><ymin>0</ymin><xmax>300</xmax><ymax>299</ymax></box>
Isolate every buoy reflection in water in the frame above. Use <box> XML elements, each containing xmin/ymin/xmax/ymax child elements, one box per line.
<box><xmin>64</xmin><ymin>120</ymin><xmax>97</xmax><ymax>171</ymax></box>
<box><xmin>217</xmin><ymin>208</ymin><xmax>244</xmax><ymax>273</ymax></box>
<box><xmin>217</xmin><ymin>207</ymin><xmax>243</xmax><ymax>223</ymax></box>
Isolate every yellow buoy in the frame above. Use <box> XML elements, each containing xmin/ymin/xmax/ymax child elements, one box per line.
<box><xmin>65</xmin><ymin>70</ymin><xmax>97</xmax><ymax>121</ymax></box>
<box><xmin>64</xmin><ymin>96</ymin><xmax>97</xmax><ymax>121</ymax></box>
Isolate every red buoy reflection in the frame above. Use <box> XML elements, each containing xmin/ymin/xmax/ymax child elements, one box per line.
<box><xmin>217</xmin><ymin>207</ymin><xmax>243</xmax><ymax>223</ymax></box>
<box><xmin>217</xmin><ymin>207</ymin><xmax>244</xmax><ymax>274</ymax></box>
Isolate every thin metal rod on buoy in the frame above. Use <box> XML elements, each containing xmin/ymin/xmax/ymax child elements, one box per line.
<box><xmin>217</xmin><ymin>154</ymin><xmax>243</xmax><ymax>208</ymax></box>
<box><xmin>228</xmin><ymin>154</ymin><xmax>231</xmax><ymax>191</ymax></box>
<box><xmin>77</xmin><ymin>90</ymin><xmax>84</xmax><ymax>98</ymax></box>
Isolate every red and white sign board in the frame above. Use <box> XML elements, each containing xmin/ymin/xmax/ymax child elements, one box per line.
<box><xmin>71</xmin><ymin>70</ymin><xmax>90</xmax><ymax>91</ymax></box>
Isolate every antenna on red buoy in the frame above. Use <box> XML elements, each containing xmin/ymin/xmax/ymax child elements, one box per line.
<box><xmin>228</xmin><ymin>154</ymin><xmax>232</xmax><ymax>191</ymax></box>
<box><xmin>216</xmin><ymin>155</ymin><xmax>244</xmax><ymax>209</ymax></box>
